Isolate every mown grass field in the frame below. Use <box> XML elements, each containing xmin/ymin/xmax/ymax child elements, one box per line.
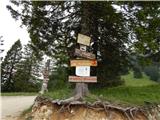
<box><xmin>43</xmin><ymin>72</ymin><xmax>160</xmax><ymax>106</ymax></box>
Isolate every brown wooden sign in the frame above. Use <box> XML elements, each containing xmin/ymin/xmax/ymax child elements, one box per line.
<box><xmin>75</xmin><ymin>48</ymin><xmax>96</xmax><ymax>59</ymax></box>
<box><xmin>77</xmin><ymin>34</ymin><xmax>91</xmax><ymax>46</ymax></box>
<box><xmin>70</xmin><ymin>60</ymin><xmax>97</xmax><ymax>67</ymax></box>
<box><xmin>69</xmin><ymin>76</ymin><xmax>97</xmax><ymax>83</ymax></box>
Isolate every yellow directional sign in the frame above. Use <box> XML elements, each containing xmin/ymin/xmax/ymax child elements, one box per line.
<box><xmin>70</xmin><ymin>60</ymin><xmax>97</xmax><ymax>67</ymax></box>
<box><xmin>77</xmin><ymin>34</ymin><xmax>91</xmax><ymax>46</ymax></box>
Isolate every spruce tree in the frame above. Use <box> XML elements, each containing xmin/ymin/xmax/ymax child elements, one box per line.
<box><xmin>13</xmin><ymin>43</ymin><xmax>43</xmax><ymax>92</ymax></box>
<box><xmin>1</xmin><ymin>40</ymin><xmax>22</xmax><ymax>92</ymax></box>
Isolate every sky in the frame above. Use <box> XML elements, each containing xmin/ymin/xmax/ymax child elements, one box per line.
<box><xmin>0</xmin><ymin>0</ymin><xmax>30</xmax><ymax>59</ymax></box>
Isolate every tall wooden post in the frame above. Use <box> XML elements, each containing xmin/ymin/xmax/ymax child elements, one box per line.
<box><xmin>39</xmin><ymin>59</ymin><xmax>50</xmax><ymax>94</ymax></box>
<box><xmin>75</xmin><ymin>2</ymin><xmax>91</xmax><ymax>98</ymax></box>
<box><xmin>69</xmin><ymin>34</ymin><xmax>97</xmax><ymax>98</ymax></box>
<box><xmin>75</xmin><ymin>44</ymin><xmax>89</xmax><ymax>97</ymax></box>
<box><xmin>68</xmin><ymin>2</ymin><xmax>97</xmax><ymax>98</ymax></box>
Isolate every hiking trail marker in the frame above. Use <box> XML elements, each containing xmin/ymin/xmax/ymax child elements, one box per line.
<box><xmin>69</xmin><ymin>33</ymin><xmax>97</xmax><ymax>83</ymax></box>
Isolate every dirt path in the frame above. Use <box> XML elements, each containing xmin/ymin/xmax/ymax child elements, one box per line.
<box><xmin>0</xmin><ymin>96</ymin><xmax>37</xmax><ymax>120</ymax></box>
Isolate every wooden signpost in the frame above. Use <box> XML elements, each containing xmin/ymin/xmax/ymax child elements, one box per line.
<box><xmin>68</xmin><ymin>33</ymin><xmax>97</xmax><ymax>83</ymax></box>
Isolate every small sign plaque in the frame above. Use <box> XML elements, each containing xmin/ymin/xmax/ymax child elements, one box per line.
<box><xmin>80</xmin><ymin>45</ymin><xmax>87</xmax><ymax>51</ymax></box>
<box><xmin>77</xmin><ymin>34</ymin><xmax>91</xmax><ymax>46</ymax></box>
<box><xmin>69</xmin><ymin>76</ymin><xmax>97</xmax><ymax>83</ymax></box>
<box><xmin>76</xmin><ymin>66</ymin><xmax>90</xmax><ymax>76</ymax></box>
<box><xmin>70</xmin><ymin>60</ymin><xmax>97</xmax><ymax>67</ymax></box>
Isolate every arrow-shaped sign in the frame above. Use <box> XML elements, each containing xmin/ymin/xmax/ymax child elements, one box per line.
<box><xmin>69</xmin><ymin>76</ymin><xmax>97</xmax><ymax>83</ymax></box>
<box><xmin>75</xmin><ymin>48</ymin><xmax>96</xmax><ymax>59</ymax></box>
<box><xmin>70</xmin><ymin>60</ymin><xmax>97</xmax><ymax>67</ymax></box>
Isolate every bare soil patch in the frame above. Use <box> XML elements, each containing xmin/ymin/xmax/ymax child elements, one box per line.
<box><xmin>24</xmin><ymin>96</ymin><xmax>160</xmax><ymax>120</ymax></box>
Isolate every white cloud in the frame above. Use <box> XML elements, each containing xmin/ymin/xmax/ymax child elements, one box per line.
<box><xmin>0</xmin><ymin>0</ymin><xmax>30</xmax><ymax>58</ymax></box>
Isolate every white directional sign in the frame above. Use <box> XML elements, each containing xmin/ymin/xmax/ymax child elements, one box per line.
<box><xmin>76</xmin><ymin>66</ymin><xmax>90</xmax><ymax>76</ymax></box>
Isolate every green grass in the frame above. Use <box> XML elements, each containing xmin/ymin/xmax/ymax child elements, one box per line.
<box><xmin>121</xmin><ymin>71</ymin><xmax>157</xmax><ymax>87</ymax></box>
<box><xmin>41</xmin><ymin>72</ymin><xmax>160</xmax><ymax>106</ymax></box>
<box><xmin>91</xmin><ymin>72</ymin><xmax>160</xmax><ymax>105</ymax></box>
<box><xmin>91</xmin><ymin>85</ymin><xmax>160</xmax><ymax>106</ymax></box>
<box><xmin>45</xmin><ymin>84</ymin><xmax>160</xmax><ymax>106</ymax></box>
<box><xmin>43</xmin><ymin>88</ymin><xmax>72</xmax><ymax>100</ymax></box>
<box><xmin>1</xmin><ymin>92</ymin><xmax>37</xmax><ymax>96</ymax></box>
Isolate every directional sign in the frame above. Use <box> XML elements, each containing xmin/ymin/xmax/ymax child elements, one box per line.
<box><xmin>76</xmin><ymin>66</ymin><xmax>90</xmax><ymax>76</ymax></box>
<box><xmin>77</xmin><ymin>34</ymin><xmax>91</xmax><ymax>46</ymax></box>
<box><xmin>70</xmin><ymin>60</ymin><xmax>97</xmax><ymax>67</ymax></box>
<box><xmin>69</xmin><ymin>76</ymin><xmax>97</xmax><ymax>83</ymax></box>
<box><xmin>75</xmin><ymin>48</ymin><xmax>96</xmax><ymax>59</ymax></box>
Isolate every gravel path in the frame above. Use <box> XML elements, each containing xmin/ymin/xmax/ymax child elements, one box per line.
<box><xmin>0</xmin><ymin>96</ymin><xmax>37</xmax><ymax>120</ymax></box>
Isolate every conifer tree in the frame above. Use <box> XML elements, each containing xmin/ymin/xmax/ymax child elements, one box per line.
<box><xmin>13</xmin><ymin>43</ymin><xmax>43</xmax><ymax>92</ymax></box>
<box><xmin>1</xmin><ymin>40</ymin><xmax>22</xmax><ymax>92</ymax></box>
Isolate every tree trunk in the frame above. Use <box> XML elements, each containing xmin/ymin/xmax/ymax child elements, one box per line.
<box><xmin>74</xmin><ymin>83</ymin><xmax>89</xmax><ymax>98</ymax></box>
<box><xmin>74</xmin><ymin>2</ymin><xmax>91</xmax><ymax>98</ymax></box>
